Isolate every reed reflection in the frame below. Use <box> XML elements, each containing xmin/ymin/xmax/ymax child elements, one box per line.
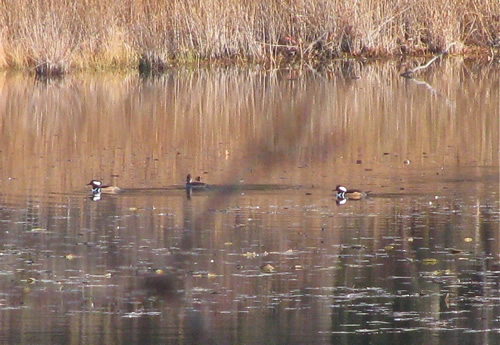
<box><xmin>0</xmin><ymin>61</ymin><xmax>497</xmax><ymax>345</ymax></box>
<box><xmin>0</xmin><ymin>60</ymin><xmax>497</xmax><ymax>197</ymax></box>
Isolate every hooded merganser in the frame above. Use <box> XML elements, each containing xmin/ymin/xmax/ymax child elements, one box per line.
<box><xmin>185</xmin><ymin>174</ymin><xmax>207</xmax><ymax>189</ymax></box>
<box><xmin>89</xmin><ymin>193</ymin><xmax>102</xmax><ymax>201</ymax></box>
<box><xmin>335</xmin><ymin>185</ymin><xmax>367</xmax><ymax>200</ymax></box>
<box><xmin>86</xmin><ymin>180</ymin><xmax>122</xmax><ymax>194</ymax></box>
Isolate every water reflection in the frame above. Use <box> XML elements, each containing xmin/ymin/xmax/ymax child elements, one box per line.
<box><xmin>0</xmin><ymin>60</ymin><xmax>498</xmax><ymax>344</ymax></box>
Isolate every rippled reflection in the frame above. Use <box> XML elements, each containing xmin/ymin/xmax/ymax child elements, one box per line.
<box><xmin>0</xmin><ymin>60</ymin><xmax>498</xmax><ymax>345</ymax></box>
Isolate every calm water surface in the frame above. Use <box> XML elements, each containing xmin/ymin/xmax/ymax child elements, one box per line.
<box><xmin>0</xmin><ymin>60</ymin><xmax>498</xmax><ymax>345</ymax></box>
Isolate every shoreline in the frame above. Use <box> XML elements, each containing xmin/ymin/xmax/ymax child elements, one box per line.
<box><xmin>0</xmin><ymin>51</ymin><xmax>497</xmax><ymax>78</ymax></box>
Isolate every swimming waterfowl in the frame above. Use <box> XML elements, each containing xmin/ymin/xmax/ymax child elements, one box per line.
<box><xmin>185</xmin><ymin>174</ymin><xmax>207</xmax><ymax>189</ymax></box>
<box><xmin>335</xmin><ymin>185</ymin><xmax>367</xmax><ymax>200</ymax></box>
<box><xmin>86</xmin><ymin>180</ymin><xmax>122</xmax><ymax>194</ymax></box>
<box><xmin>89</xmin><ymin>193</ymin><xmax>102</xmax><ymax>201</ymax></box>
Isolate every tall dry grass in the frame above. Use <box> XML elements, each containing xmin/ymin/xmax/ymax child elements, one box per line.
<box><xmin>0</xmin><ymin>0</ymin><xmax>498</xmax><ymax>74</ymax></box>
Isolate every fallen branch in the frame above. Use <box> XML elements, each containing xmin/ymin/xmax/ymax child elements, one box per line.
<box><xmin>401</xmin><ymin>42</ymin><xmax>456</xmax><ymax>78</ymax></box>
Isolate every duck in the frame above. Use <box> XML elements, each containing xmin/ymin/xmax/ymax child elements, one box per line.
<box><xmin>89</xmin><ymin>193</ymin><xmax>102</xmax><ymax>201</ymax></box>
<box><xmin>335</xmin><ymin>185</ymin><xmax>367</xmax><ymax>200</ymax></box>
<box><xmin>185</xmin><ymin>174</ymin><xmax>208</xmax><ymax>189</ymax></box>
<box><xmin>86</xmin><ymin>180</ymin><xmax>122</xmax><ymax>194</ymax></box>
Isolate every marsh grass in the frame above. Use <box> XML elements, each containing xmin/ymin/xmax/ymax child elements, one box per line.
<box><xmin>0</xmin><ymin>0</ymin><xmax>498</xmax><ymax>74</ymax></box>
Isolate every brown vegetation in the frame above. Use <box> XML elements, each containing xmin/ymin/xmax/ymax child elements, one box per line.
<box><xmin>0</xmin><ymin>0</ymin><xmax>498</xmax><ymax>74</ymax></box>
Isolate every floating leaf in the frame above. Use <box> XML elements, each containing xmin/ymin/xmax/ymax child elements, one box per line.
<box><xmin>463</xmin><ymin>237</ymin><xmax>473</xmax><ymax>243</ymax></box>
<box><xmin>260</xmin><ymin>264</ymin><xmax>275</xmax><ymax>273</ymax></box>
<box><xmin>423</xmin><ymin>258</ymin><xmax>438</xmax><ymax>265</ymax></box>
<box><xmin>65</xmin><ymin>254</ymin><xmax>76</xmax><ymax>260</ymax></box>
<box><xmin>444</xmin><ymin>293</ymin><xmax>450</xmax><ymax>308</ymax></box>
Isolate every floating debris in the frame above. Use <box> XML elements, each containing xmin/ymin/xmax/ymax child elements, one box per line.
<box><xmin>260</xmin><ymin>264</ymin><xmax>275</xmax><ymax>273</ymax></box>
<box><xmin>422</xmin><ymin>258</ymin><xmax>438</xmax><ymax>265</ymax></box>
<box><xmin>191</xmin><ymin>272</ymin><xmax>218</xmax><ymax>278</ymax></box>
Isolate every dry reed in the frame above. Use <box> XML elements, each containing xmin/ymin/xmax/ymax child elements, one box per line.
<box><xmin>0</xmin><ymin>0</ymin><xmax>498</xmax><ymax>74</ymax></box>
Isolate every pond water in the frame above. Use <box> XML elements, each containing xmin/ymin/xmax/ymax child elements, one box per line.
<box><xmin>0</xmin><ymin>59</ymin><xmax>498</xmax><ymax>345</ymax></box>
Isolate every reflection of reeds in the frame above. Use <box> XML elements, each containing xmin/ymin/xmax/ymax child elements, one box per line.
<box><xmin>0</xmin><ymin>0</ymin><xmax>498</xmax><ymax>73</ymax></box>
<box><xmin>0</xmin><ymin>63</ymin><xmax>497</xmax><ymax>340</ymax></box>
<box><xmin>0</xmin><ymin>60</ymin><xmax>497</xmax><ymax>195</ymax></box>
